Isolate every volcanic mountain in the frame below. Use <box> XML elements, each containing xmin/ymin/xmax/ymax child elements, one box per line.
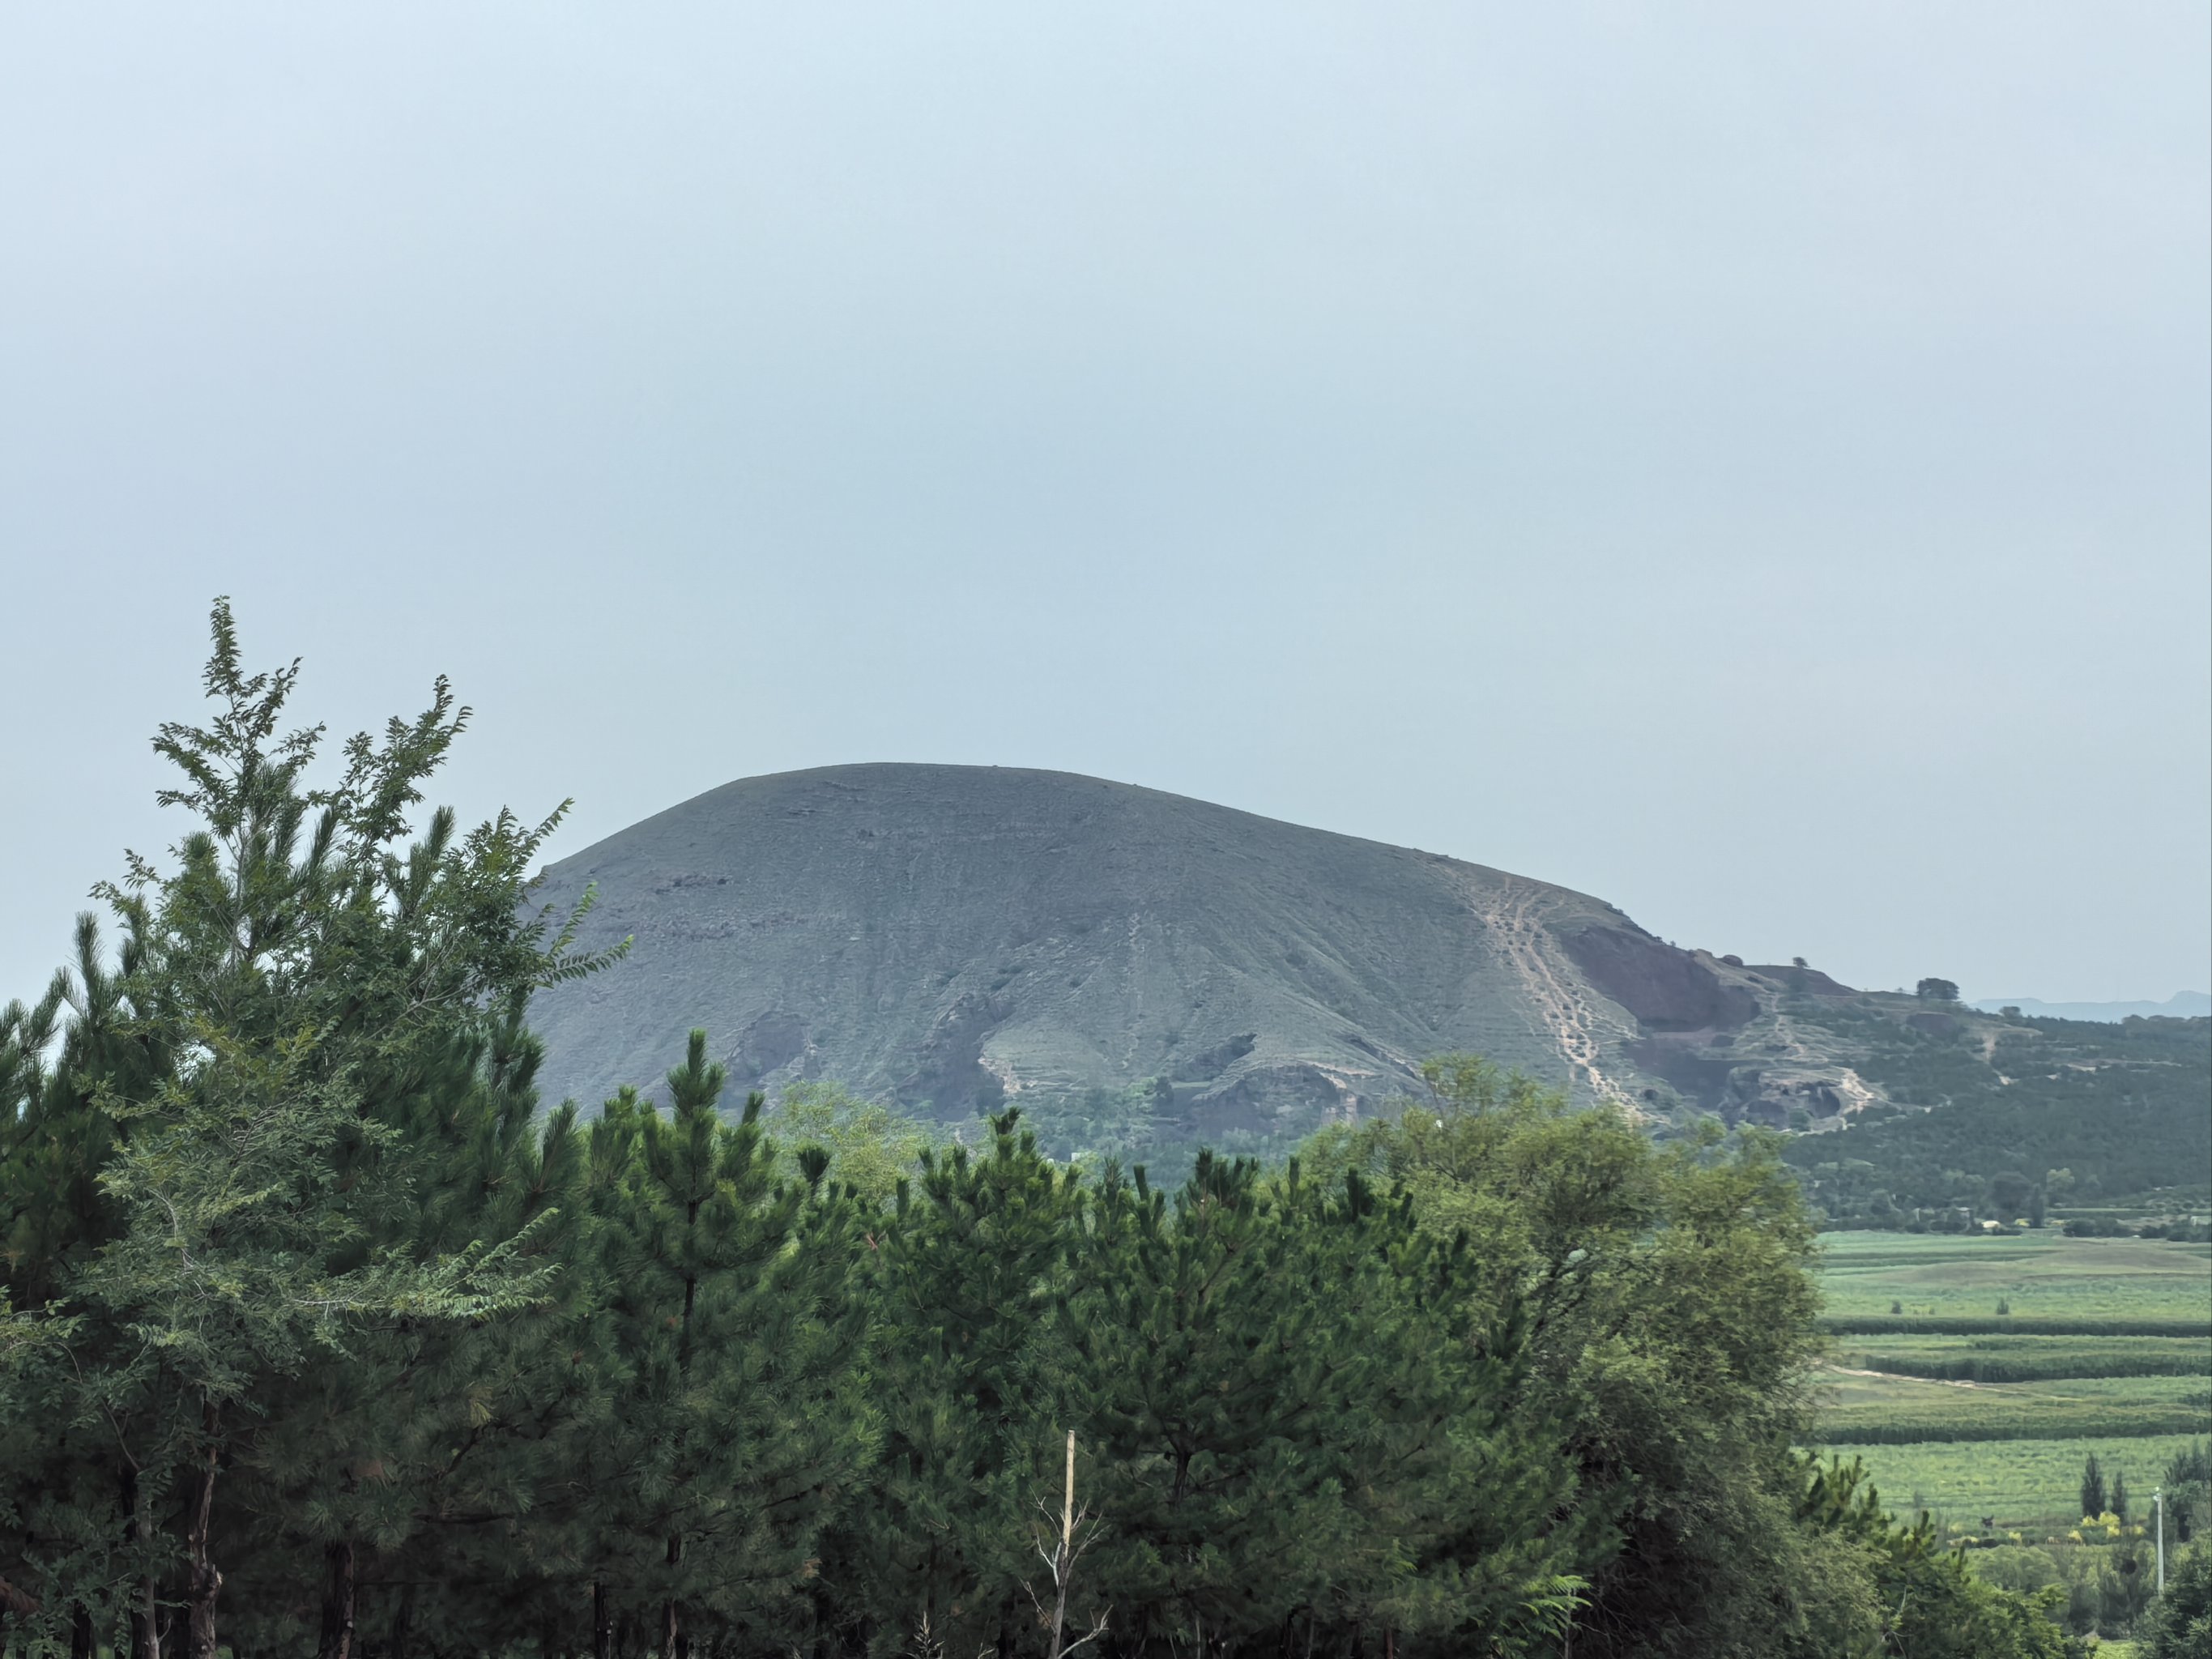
<box><xmin>523</xmin><ymin>764</ymin><xmax>1788</xmax><ymax>1145</ymax></box>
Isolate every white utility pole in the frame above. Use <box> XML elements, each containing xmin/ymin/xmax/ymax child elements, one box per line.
<box><xmin>2153</xmin><ymin>1486</ymin><xmax>2163</xmax><ymax>1596</ymax></box>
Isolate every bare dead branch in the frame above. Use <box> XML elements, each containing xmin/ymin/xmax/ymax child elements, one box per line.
<box><xmin>1059</xmin><ymin>1607</ymin><xmax>1111</xmax><ymax>1659</ymax></box>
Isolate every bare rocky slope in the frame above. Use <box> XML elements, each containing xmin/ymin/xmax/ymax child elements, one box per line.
<box><xmin>525</xmin><ymin>765</ymin><xmax>1836</xmax><ymax>1148</ymax></box>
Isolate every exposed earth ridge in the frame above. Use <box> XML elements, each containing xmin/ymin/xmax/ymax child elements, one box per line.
<box><xmin>524</xmin><ymin>765</ymin><xmax>1859</xmax><ymax>1146</ymax></box>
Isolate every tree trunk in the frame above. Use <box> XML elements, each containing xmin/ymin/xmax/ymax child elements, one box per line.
<box><xmin>1046</xmin><ymin>1431</ymin><xmax>1076</xmax><ymax>1659</ymax></box>
<box><xmin>661</xmin><ymin>1525</ymin><xmax>685</xmax><ymax>1659</ymax></box>
<box><xmin>183</xmin><ymin>1399</ymin><xmax>222</xmax><ymax>1659</ymax></box>
<box><xmin>120</xmin><ymin>1460</ymin><xmax>160</xmax><ymax>1659</ymax></box>
<box><xmin>70</xmin><ymin>1602</ymin><xmax>96</xmax><ymax>1659</ymax></box>
<box><xmin>318</xmin><ymin>1542</ymin><xmax>356</xmax><ymax>1659</ymax></box>
<box><xmin>134</xmin><ymin>1580</ymin><xmax>159</xmax><ymax>1659</ymax></box>
<box><xmin>593</xmin><ymin>1582</ymin><xmax>612</xmax><ymax>1659</ymax></box>
<box><xmin>389</xmin><ymin>1581</ymin><xmax>414</xmax><ymax>1659</ymax></box>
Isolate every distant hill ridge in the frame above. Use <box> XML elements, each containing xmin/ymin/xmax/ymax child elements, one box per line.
<box><xmin>1970</xmin><ymin>992</ymin><xmax>2211</xmax><ymax>1023</ymax></box>
<box><xmin>524</xmin><ymin>763</ymin><xmax>1792</xmax><ymax>1141</ymax></box>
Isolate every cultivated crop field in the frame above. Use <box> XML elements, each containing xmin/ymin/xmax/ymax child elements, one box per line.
<box><xmin>1831</xmin><ymin>1435</ymin><xmax>2208</xmax><ymax>1534</ymax></box>
<box><xmin>1810</xmin><ymin>1231</ymin><xmax>2212</xmax><ymax>1530</ymax></box>
<box><xmin>1829</xmin><ymin>1333</ymin><xmax>2212</xmax><ymax>1381</ymax></box>
<box><xmin>1816</xmin><ymin>1371</ymin><xmax>2210</xmax><ymax>1444</ymax></box>
<box><xmin>1818</xmin><ymin>1229</ymin><xmax>2212</xmax><ymax>1323</ymax></box>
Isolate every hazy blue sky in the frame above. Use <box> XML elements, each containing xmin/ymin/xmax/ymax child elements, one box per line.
<box><xmin>3</xmin><ymin>4</ymin><xmax>2206</xmax><ymax>1006</ymax></box>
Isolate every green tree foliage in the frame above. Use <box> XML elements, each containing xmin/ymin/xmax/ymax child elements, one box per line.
<box><xmin>1008</xmin><ymin>1077</ymin><xmax>1178</xmax><ymax>1173</ymax></box>
<box><xmin>2082</xmin><ymin>1454</ymin><xmax>2107</xmax><ymax>1524</ymax></box>
<box><xmin>0</xmin><ymin>603</ymin><xmax>609</xmax><ymax>1658</ymax></box>
<box><xmin>1783</xmin><ymin>1009</ymin><xmax>2210</xmax><ymax>1223</ymax></box>
<box><xmin>1795</xmin><ymin>1455</ymin><xmax>2075</xmax><ymax>1658</ymax></box>
<box><xmin>840</xmin><ymin>1108</ymin><xmax>1090</xmax><ymax>1656</ymax></box>
<box><xmin>1063</xmin><ymin>1150</ymin><xmax>1596</xmax><ymax>1655</ymax></box>
<box><xmin>1299</xmin><ymin>1060</ymin><xmax>1842</xmax><ymax>1655</ymax></box>
<box><xmin>2142</xmin><ymin>1537</ymin><xmax>2212</xmax><ymax>1657</ymax></box>
<box><xmin>772</xmin><ymin>1079</ymin><xmax>936</xmax><ymax>1206</ymax></box>
<box><xmin>1990</xmin><ymin>1171</ymin><xmax>2035</xmax><ymax>1221</ymax></box>
<box><xmin>579</xmin><ymin>1035</ymin><xmax>872</xmax><ymax>1657</ymax></box>
<box><xmin>2165</xmin><ymin>1439</ymin><xmax>2211</xmax><ymax>1543</ymax></box>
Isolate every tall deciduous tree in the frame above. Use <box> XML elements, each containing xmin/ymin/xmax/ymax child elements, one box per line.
<box><xmin>1300</xmin><ymin>1057</ymin><xmax>1833</xmax><ymax>1658</ymax></box>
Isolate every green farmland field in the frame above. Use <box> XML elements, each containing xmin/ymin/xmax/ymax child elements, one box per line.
<box><xmin>1817</xmin><ymin>1230</ymin><xmax>2212</xmax><ymax>1324</ymax></box>
<box><xmin>1826</xmin><ymin>1434</ymin><xmax>2209</xmax><ymax>1533</ymax></box>
<box><xmin>1814</xmin><ymin>1368</ymin><xmax>2211</xmax><ymax>1443</ymax></box>
<box><xmin>1809</xmin><ymin>1232</ymin><xmax>2212</xmax><ymax>1529</ymax></box>
<box><xmin>1829</xmin><ymin>1333</ymin><xmax>2212</xmax><ymax>1381</ymax></box>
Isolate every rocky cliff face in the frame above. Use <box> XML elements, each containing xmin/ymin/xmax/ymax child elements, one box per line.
<box><xmin>522</xmin><ymin>764</ymin><xmax>1750</xmax><ymax>1141</ymax></box>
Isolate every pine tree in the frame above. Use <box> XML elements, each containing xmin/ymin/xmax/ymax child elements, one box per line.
<box><xmin>1062</xmin><ymin>1150</ymin><xmax>1339</xmax><ymax>1652</ymax></box>
<box><xmin>1059</xmin><ymin>1151</ymin><xmax>1592</xmax><ymax>1656</ymax></box>
<box><xmin>8</xmin><ymin>601</ymin><xmax>611</xmax><ymax>1659</ymax></box>
<box><xmin>229</xmin><ymin>1007</ymin><xmax>606</xmax><ymax>1659</ymax></box>
<box><xmin>2082</xmin><ymin>1454</ymin><xmax>2107</xmax><ymax>1522</ymax></box>
<box><xmin>1</xmin><ymin>915</ymin><xmax>172</xmax><ymax>1655</ymax></box>
<box><xmin>832</xmin><ymin>1108</ymin><xmax>1080</xmax><ymax>1657</ymax></box>
<box><xmin>581</xmin><ymin>1033</ymin><xmax>872</xmax><ymax>1657</ymax></box>
<box><xmin>2</xmin><ymin>915</ymin><xmax>167</xmax><ymax>1310</ymax></box>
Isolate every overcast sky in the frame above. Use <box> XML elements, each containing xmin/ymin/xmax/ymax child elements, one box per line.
<box><xmin>3</xmin><ymin>4</ymin><xmax>2206</xmax><ymax>1008</ymax></box>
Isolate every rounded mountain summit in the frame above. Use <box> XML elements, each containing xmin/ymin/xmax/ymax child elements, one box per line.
<box><xmin>525</xmin><ymin>763</ymin><xmax>1763</xmax><ymax>1141</ymax></box>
